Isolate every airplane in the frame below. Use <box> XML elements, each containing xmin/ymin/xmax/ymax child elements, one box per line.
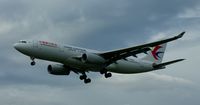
<box><xmin>14</xmin><ymin>32</ymin><xmax>185</xmax><ymax>84</ymax></box>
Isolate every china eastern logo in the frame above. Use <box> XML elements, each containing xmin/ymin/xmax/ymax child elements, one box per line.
<box><xmin>151</xmin><ymin>45</ymin><xmax>164</xmax><ymax>60</ymax></box>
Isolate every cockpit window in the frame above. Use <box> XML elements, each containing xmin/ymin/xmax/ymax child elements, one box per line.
<box><xmin>19</xmin><ymin>40</ymin><xmax>27</xmax><ymax>43</ymax></box>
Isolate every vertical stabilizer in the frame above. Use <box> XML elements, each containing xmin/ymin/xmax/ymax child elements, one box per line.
<box><xmin>142</xmin><ymin>43</ymin><xmax>167</xmax><ymax>64</ymax></box>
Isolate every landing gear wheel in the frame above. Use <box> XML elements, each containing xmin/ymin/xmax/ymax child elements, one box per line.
<box><xmin>80</xmin><ymin>75</ymin><xmax>87</xmax><ymax>80</ymax></box>
<box><xmin>84</xmin><ymin>78</ymin><xmax>91</xmax><ymax>84</ymax></box>
<box><xmin>105</xmin><ymin>73</ymin><xmax>112</xmax><ymax>78</ymax></box>
<box><xmin>31</xmin><ymin>61</ymin><xmax>36</xmax><ymax>66</ymax></box>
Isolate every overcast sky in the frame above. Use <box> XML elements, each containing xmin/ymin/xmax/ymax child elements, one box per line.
<box><xmin>0</xmin><ymin>0</ymin><xmax>200</xmax><ymax>105</ymax></box>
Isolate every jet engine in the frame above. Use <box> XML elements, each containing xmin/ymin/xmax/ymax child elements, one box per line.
<box><xmin>81</xmin><ymin>53</ymin><xmax>105</xmax><ymax>64</ymax></box>
<box><xmin>47</xmin><ymin>64</ymin><xmax>70</xmax><ymax>75</ymax></box>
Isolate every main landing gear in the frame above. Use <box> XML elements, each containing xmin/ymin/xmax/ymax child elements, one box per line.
<box><xmin>100</xmin><ymin>69</ymin><xmax>112</xmax><ymax>78</ymax></box>
<box><xmin>30</xmin><ymin>57</ymin><xmax>36</xmax><ymax>66</ymax></box>
<box><xmin>79</xmin><ymin>73</ymin><xmax>91</xmax><ymax>84</ymax></box>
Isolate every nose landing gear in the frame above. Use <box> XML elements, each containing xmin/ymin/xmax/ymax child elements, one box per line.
<box><xmin>30</xmin><ymin>57</ymin><xmax>36</xmax><ymax>66</ymax></box>
<box><xmin>31</xmin><ymin>61</ymin><xmax>36</xmax><ymax>66</ymax></box>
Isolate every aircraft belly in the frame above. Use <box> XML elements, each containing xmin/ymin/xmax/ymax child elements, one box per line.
<box><xmin>28</xmin><ymin>46</ymin><xmax>102</xmax><ymax>71</ymax></box>
<box><xmin>106</xmin><ymin>60</ymin><xmax>153</xmax><ymax>74</ymax></box>
<box><xmin>64</xmin><ymin>58</ymin><xmax>103</xmax><ymax>71</ymax></box>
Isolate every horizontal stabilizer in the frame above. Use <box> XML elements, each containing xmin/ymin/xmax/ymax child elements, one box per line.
<box><xmin>153</xmin><ymin>59</ymin><xmax>185</xmax><ymax>69</ymax></box>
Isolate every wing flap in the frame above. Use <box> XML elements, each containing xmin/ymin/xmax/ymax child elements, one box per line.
<box><xmin>106</xmin><ymin>47</ymin><xmax>151</xmax><ymax>65</ymax></box>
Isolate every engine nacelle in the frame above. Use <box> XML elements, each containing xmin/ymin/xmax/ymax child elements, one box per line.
<box><xmin>81</xmin><ymin>53</ymin><xmax>105</xmax><ymax>64</ymax></box>
<box><xmin>47</xmin><ymin>64</ymin><xmax>70</xmax><ymax>75</ymax></box>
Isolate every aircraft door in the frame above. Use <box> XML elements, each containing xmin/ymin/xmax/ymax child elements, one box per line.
<box><xmin>33</xmin><ymin>41</ymin><xmax>39</xmax><ymax>48</ymax></box>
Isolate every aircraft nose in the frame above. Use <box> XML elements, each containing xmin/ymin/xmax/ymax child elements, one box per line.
<box><xmin>13</xmin><ymin>43</ymin><xmax>23</xmax><ymax>51</ymax></box>
<box><xmin>13</xmin><ymin>43</ymin><xmax>19</xmax><ymax>50</ymax></box>
<box><xmin>13</xmin><ymin>42</ymin><xmax>31</xmax><ymax>55</ymax></box>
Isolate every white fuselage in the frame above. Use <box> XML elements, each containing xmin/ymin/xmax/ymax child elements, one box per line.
<box><xmin>14</xmin><ymin>40</ymin><xmax>154</xmax><ymax>74</ymax></box>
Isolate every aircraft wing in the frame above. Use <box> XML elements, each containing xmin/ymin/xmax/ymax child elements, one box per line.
<box><xmin>99</xmin><ymin>32</ymin><xmax>185</xmax><ymax>64</ymax></box>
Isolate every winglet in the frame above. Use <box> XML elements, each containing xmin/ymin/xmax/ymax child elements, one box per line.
<box><xmin>175</xmin><ymin>31</ymin><xmax>185</xmax><ymax>39</ymax></box>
